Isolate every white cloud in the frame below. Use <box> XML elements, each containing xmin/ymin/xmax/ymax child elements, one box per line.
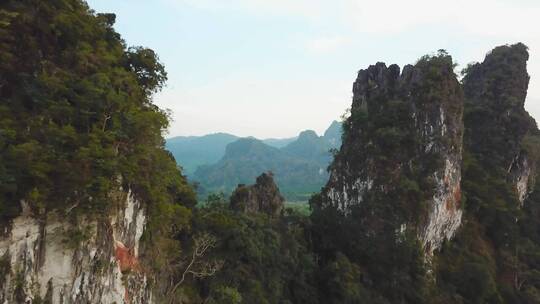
<box><xmin>167</xmin><ymin>0</ymin><xmax>540</xmax><ymax>36</ymax></box>
<box><xmin>165</xmin><ymin>0</ymin><xmax>329</xmax><ymax>20</ymax></box>
<box><xmin>305</xmin><ymin>36</ymin><xmax>350</xmax><ymax>54</ymax></box>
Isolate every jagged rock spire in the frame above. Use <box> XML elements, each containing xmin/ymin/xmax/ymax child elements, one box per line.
<box><xmin>230</xmin><ymin>172</ymin><xmax>285</xmax><ymax>217</ymax></box>
<box><xmin>322</xmin><ymin>52</ymin><xmax>464</xmax><ymax>253</ymax></box>
<box><xmin>463</xmin><ymin>43</ymin><xmax>536</xmax><ymax>204</ymax></box>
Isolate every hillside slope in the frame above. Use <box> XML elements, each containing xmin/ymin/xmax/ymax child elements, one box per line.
<box><xmin>0</xmin><ymin>1</ymin><xmax>195</xmax><ymax>303</ymax></box>
<box><xmin>191</xmin><ymin>121</ymin><xmax>342</xmax><ymax>200</ymax></box>
<box><xmin>194</xmin><ymin>137</ymin><xmax>328</xmax><ymax>200</ymax></box>
<box><xmin>166</xmin><ymin>133</ymin><xmax>239</xmax><ymax>175</ymax></box>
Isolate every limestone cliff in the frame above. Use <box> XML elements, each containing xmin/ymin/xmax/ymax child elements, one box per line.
<box><xmin>230</xmin><ymin>172</ymin><xmax>285</xmax><ymax>217</ymax></box>
<box><xmin>322</xmin><ymin>52</ymin><xmax>464</xmax><ymax>253</ymax></box>
<box><xmin>0</xmin><ymin>190</ymin><xmax>151</xmax><ymax>304</ymax></box>
<box><xmin>463</xmin><ymin>43</ymin><xmax>537</xmax><ymax>204</ymax></box>
<box><xmin>0</xmin><ymin>1</ymin><xmax>193</xmax><ymax>302</ymax></box>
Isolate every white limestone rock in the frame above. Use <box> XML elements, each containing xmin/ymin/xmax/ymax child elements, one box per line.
<box><xmin>0</xmin><ymin>190</ymin><xmax>151</xmax><ymax>304</ymax></box>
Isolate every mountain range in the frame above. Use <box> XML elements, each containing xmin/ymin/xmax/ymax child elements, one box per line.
<box><xmin>166</xmin><ymin>121</ymin><xmax>342</xmax><ymax>200</ymax></box>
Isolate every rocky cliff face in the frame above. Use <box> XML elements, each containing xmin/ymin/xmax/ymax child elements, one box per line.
<box><xmin>321</xmin><ymin>44</ymin><xmax>538</xmax><ymax>257</ymax></box>
<box><xmin>230</xmin><ymin>172</ymin><xmax>285</xmax><ymax>217</ymax></box>
<box><xmin>0</xmin><ymin>190</ymin><xmax>151</xmax><ymax>304</ymax></box>
<box><xmin>463</xmin><ymin>43</ymin><xmax>536</xmax><ymax>204</ymax></box>
<box><xmin>323</xmin><ymin>53</ymin><xmax>464</xmax><ymax>253</ymax></box>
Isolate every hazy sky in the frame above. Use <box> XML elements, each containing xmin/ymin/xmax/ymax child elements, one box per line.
<box><xmin>87</xmin><ymin>0</ymin><xmax>540</xmax><ymax>139</ymax></box>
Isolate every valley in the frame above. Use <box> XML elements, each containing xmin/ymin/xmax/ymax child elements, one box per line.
<box><xmin>167</xmin><ymin>121</ymin><xmax>342</xmax><ymax>201</ymax></box>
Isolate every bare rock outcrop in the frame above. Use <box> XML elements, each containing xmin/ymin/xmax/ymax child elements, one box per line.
<box><xmin>230</xmin><ymin>172</ymin><xmax>284</xmax><ymax>217</ymax></box>
<box><xmin>0</xmin><ymin>189</ymin><xmax>151</xmax><ymax>304</ymax></box>
<box><xmin>322</xmin><ymin>52</ymin><xmax>464</xmax><ymax>253</ymax></box>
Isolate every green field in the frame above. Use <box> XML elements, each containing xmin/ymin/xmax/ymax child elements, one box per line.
<box><xmin>284</xmin><ymin>201</ymin><xmax>311</xmax><ymax>216</ymax></box>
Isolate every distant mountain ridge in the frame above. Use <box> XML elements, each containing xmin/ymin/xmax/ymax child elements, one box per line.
<box><xmin>261</xmin><ymin>136</ymin><xmax>298</xmax><ymax>148</ymax></box>
<box><xmin>194</xmin><ymin>137</ymin><xmax>326</xmax><ymax>198</ymax></box>
<box><xmin>282</xmin><ymin>130</ymin><xmax>334</xmax><ymax>164</ymax></box>
<box><xmin>166</xmin><ymin>121</ymin><xmax>342</xmax><ymax>200</ymax></box>
<box><xmin>323</xmin><ymin>120</ymin><xmax>342</xmax><ymax>146</ymax></box>
<box><xmin>166</xmin><ymin>133</ymin><xmax>239</xmax><ymax>175</ymax></box>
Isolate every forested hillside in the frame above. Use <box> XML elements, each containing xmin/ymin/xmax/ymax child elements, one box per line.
<box><xmin>166</xmin><ymin>133</ymin><xmax>239</xmax><ymax>176</ymax></box>
<box><xmin>0</xmin><ymin>1</ymin><xmax>195</xmax><ymax>302</ymax></box>
<box><xmin>165</xmin><ymin>132</ymin><xmax>300</xmax><ymax>177</ymax></box>
<box><xmin>0</xmin><ymin>0</ymin><xmax>195</xmax><ymax>219</ymax></box>
<box><xmin>192</xmin><ymin>122</ymin><xmax>341</xmax><ymax>201</ymax></box>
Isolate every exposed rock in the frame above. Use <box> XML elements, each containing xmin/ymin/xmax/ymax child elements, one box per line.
<box><xmin>230</xmin><ymin>172</ymin><xmax>285</xmax><ymax>217</ymax></box>
<box><xmin>463</xmin><ymin>43</ymin><xmax>537</xmax><ymax>204</ymax></box>
<box><xmin>509</xmin><ymin>151</ymin><xmax>534</xmax><ymax>204</ymax></box>
<box><xmin>0</xmin><ymin>189</ymin><xmax>152</xmax><ymax>304</ymax></box>
<box><xmin>322</xmin><ymin>53</ymin><xmax>464</xmax><ymax>253</ymax></box>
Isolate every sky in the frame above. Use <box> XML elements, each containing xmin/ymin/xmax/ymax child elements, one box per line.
<box><xmin>87</xmin><ymin>0</ymin><xmax>540</xmax><ymax>139</ymax></box>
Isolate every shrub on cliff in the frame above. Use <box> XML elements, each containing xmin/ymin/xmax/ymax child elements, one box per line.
<box><xmin>0</xmin><ymin>0</ymin><xmax>195</xmax><ymax>221</ymax></box>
